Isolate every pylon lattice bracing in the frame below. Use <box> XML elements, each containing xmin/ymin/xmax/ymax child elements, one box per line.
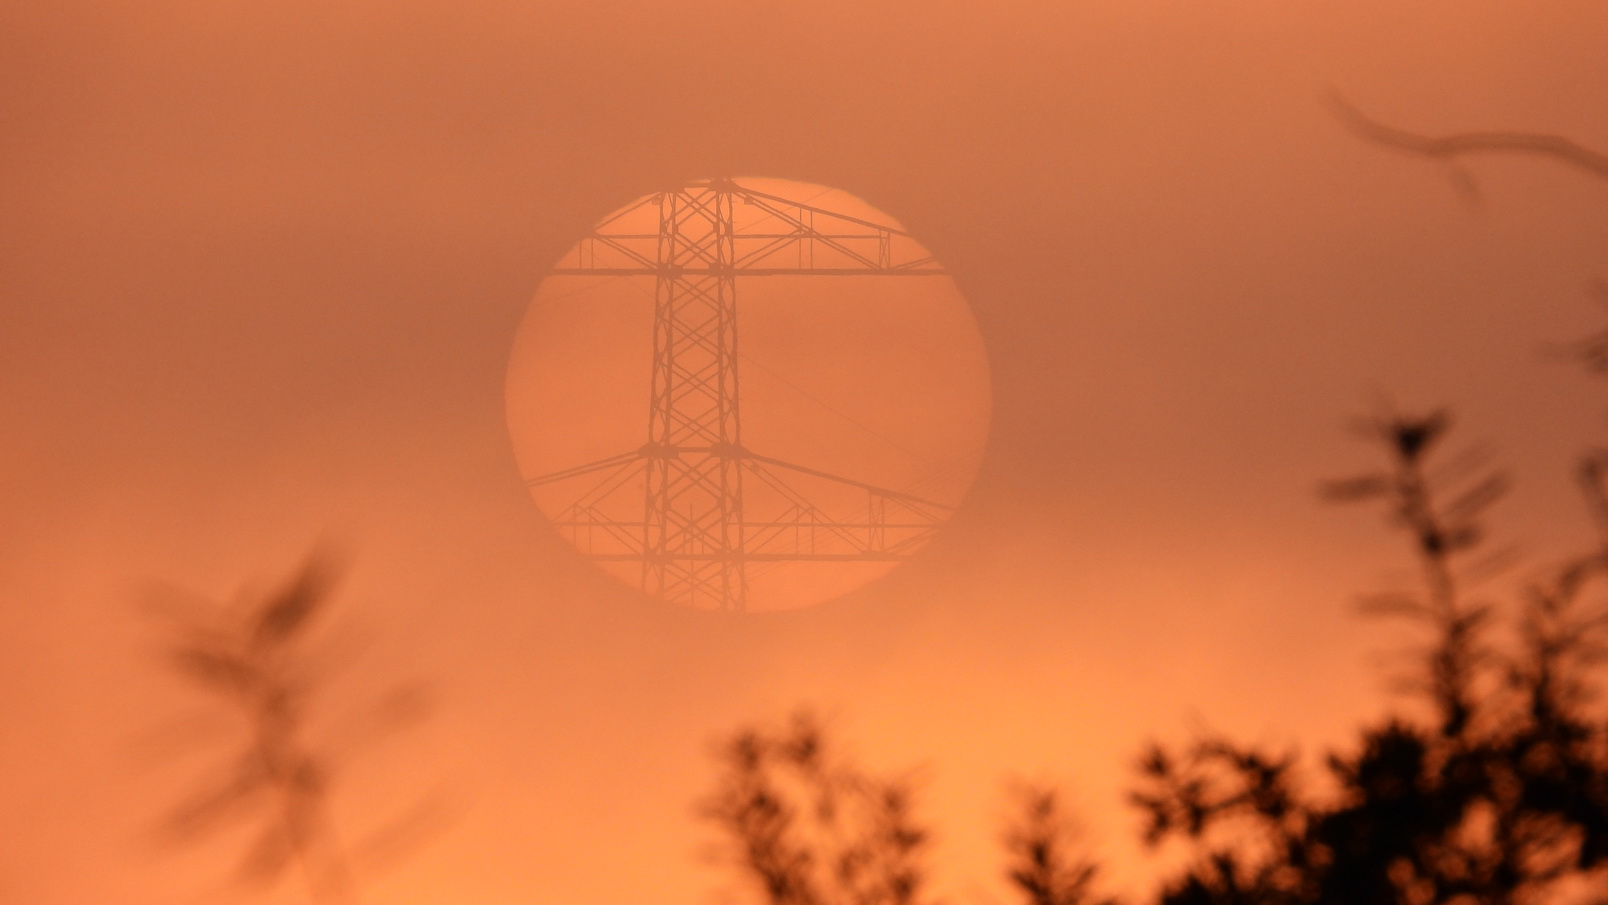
<box><xmin>527</xmin><ymin>178</ymin><xmax>954</xmax><ymax>611</ymax></box>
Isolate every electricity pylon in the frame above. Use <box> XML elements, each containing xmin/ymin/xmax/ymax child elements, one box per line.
<box><xmin>527</xmin><ymin>177</ymin><xmax>954</xmax><ymax>611</ymax></box>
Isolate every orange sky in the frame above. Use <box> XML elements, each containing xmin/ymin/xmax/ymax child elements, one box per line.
<box><xmin>2</xmin><ymin>1</ymin><xmax>1607</xmax><ymax>903</ymax></box>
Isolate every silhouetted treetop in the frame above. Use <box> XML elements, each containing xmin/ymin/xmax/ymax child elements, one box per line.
<box><xmin>1004</xmin><ymin>785</ymin><xmax>1116</xmax><ymax>905</ymax></box>
<box><xmin>701</xmin><ymin>711</ymin><xmax>935</xmax><ymax>905</ymax></box>
<box><xmin>1134</xmin><ymin>411</ymin><xmax>1608</xmax><ymax>905</ymax></box>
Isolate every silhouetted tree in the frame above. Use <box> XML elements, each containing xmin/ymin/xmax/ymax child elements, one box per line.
<box><xmin>702</xmin><ymin>712</ymin><xmax>1118</xmax><ymax>905</ymax></box>
<box><xmin>701</xmin><ymin>711</ymin><xmax>935</xmax><ymax>905</ymax></box>
<box><xmin>1115</xmin><ymin>99</ymin><xmax>1608</xmax><ymax>905</ymax></box>
<box><xmin>1003</xmin><ymin>785</ymin><xmax>1116</xmax><ymax>905</ymax></box>
<box><xmin>1131</xmin><ymin>410</ymin><xmax>1608</xmax><ymax>905</ymax></box>
<box><xmin>703</xmin><ymin>105</ymin><xmax>1608</xmax><ymax>905</ymax></box>
<box><xmin>704</xmin><ymin>400</ymin><xmax>1608</xmax><ymax>905</ymax></box>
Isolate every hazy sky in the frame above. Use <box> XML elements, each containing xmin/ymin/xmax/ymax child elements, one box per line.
<box><xmin>3</xmin><ymin>1</ymin><xmax>1607</xmax><ymax>903</ymax></box>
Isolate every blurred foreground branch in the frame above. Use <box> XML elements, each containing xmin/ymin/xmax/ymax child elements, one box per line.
<box><xmin>146</xmin><ymin>551</ymin><xmax>434</xmax><ymax>905</ymax></box>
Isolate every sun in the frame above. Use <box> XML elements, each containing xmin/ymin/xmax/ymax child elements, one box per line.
<box><xmin>506</xmin><ymin>177</ymin><xmax>991</xmax><ymax>612</ymax></box>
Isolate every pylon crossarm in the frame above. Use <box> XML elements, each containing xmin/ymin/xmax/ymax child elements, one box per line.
<box><xmin>571</xmin><ymin>458</ymin><xmax>649</xmax><ymax>510</ymax></box>
<box><xmin>743</xmin><ymin>461</ymin><xmax>867</xmax><ymax>551</ymax></box>
<box><xmin>743</xmin><ymin>520</ymin><xmax>937</xmax><ymax>530</ymax></box>
<box><xmin>740</xmin><ymin>452</ymin><xmax>953</xmax><ymax>512</ymax></box>
<box><xmin>744</xmin><ymin>522</ymin><xmax>939</xmax><ymax>558</ymax></box>
<box><xmin>882</xmin><ymin>526</ymin><xmax>942</xmax><ymax>556</ymax></box>
<box><xmin>729</xmin><ymin>185</ymin><xmax>917</xmax><ymax>237</ymax></box>
<box><xmin>580</xmin><ymin>234</ymin><xmax>660</xmax><ymax>271</ymax></box>
<box><xmin>524</xmin><ymin>448</ymin><xmax>647</xmax><ymax>488</ymax></box>
<box><xmin>733</xmin><ymin>200</ymin><xmax>888</xmax><ymax>271</ymax></box>
<box><xmin>729</xmin><ymin>233</ymin><xmax>941</xmax><ymax>275</ymax></box>
<box><xmin>741</xmin><ymin>458</ymin><xmax>949</xmax><ymax>559</ymax></box>
<box><xmin>591</xmin><ymin>193</ymin><xmax>660</xmax><ymax>231</ymax></box>
<box><xmin>557</xmin><ymin>506</ymin><xmax>645</xmax><ymax>553</ymax></box>
<box><xmin>732</xmin><ymin>195</ymin><xmax>929</xmax><ymax>273</ymax></box>
<box><xmin>553</xmin><ymin>193</ymin><xmax>662</xmax><ymax>270</ymax></box>
<box><xmin>741</xmin><ymin>503</ymin><xmax>810</xmax><ymax>555</ymax></box>
<box><xmin>554</xmin><ymin>516</ymin><xmax>646</xmax><ymax>529</ymax></box>
<box><xmin>549</xmin><ymin>180</ymin><xmax>946</xmax><ymax>277</ymax></box>
<box><xmin>548</xmin><ymin>266</ymin><xmax>946</xmax><ymax>276</ymax></box>
<box><xmin>888</xmin><ymin>255</ymin><xmax>942</xmax><ymax>272</ymax></box>
<box><xmin>586</xmin><ymin>552</ymin><xmax>917</xmax><ymax>562</ymax></box>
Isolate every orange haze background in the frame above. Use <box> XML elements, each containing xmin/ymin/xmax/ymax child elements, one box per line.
<box><xmin>2</xmin><ymin>1</ymin><xmax>1607</xmax><ymax>903</ymax></box>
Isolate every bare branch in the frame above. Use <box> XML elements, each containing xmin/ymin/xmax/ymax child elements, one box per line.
<box><xmin>1329</xmin><ymin>93</ymin><xmax>1608</xmax><ymax>181</ymax></box>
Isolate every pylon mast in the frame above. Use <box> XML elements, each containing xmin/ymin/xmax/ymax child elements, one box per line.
<box><xmin>643</xmin><ymin>187</ymin><xmax>746</xmax><ymax>607</ymax></box>
<box><xmin>529</xmin><ymin>178</ymin><xmax>952</xmax><ymax>611</ymax></box>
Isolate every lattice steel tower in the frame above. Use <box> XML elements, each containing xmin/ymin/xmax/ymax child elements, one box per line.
<box><xmin>527</xmin><ymin>178</ymin><xmax>954</xmax><ymax>611</ymax></box>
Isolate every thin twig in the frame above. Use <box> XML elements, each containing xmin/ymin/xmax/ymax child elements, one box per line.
<box><xmin>1328</xmin><ymin>92</ymin><xmax>1608</xmax><ymax>181</ymax></box>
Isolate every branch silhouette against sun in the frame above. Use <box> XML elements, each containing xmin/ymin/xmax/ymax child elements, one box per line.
<box><xmin>144</xmin><ymin>551</ymin><xmax>437</xmax><ymax>905</ymax></box>
<box><xmin>1328</xmin><ymin>93</ymin><xmax>1608</xmax><ymax>197</ymax></box>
